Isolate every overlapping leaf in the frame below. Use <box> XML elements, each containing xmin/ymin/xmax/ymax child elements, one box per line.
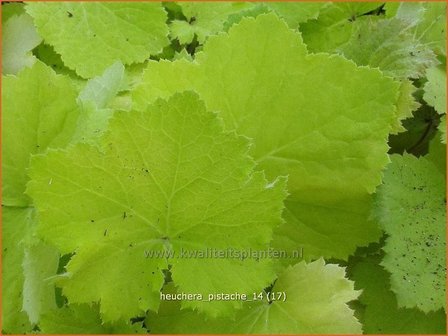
<box><xmin>350</xmin><ymin>254</ymin><xmax>446</xmax><ymax>334</ymax></box>
<box><xmin>300</xmin><ymin>2</ymin><xmax>383</xmax><ymax>52</ymax></box>
<box><xmin>375</xmin><ymin>154</ymin><xmax>446</xmax><ymax>312</ymax></box>
<box><xmin>2</xmin><ymin>207</ymin><xmax>34</xmax><ymax>334</ymax></box>
<box><xmin>148</xmin><ymin>259</ymin><xmax>362</xmax><ymax>334</ymax></box>
<box><xmin>2</xmin><ymin>61</ymin><xmax>79</xmax><ymax>206</ymax></box>
<box><xmin>2</xmin><ymin>207</ymin><xmax>59</xmax><ymax>333</ymax></box>
<box><xmin>40</xmin><ymin>304</ymin><xmax>146</xmax><ymax>334</ymax></box>
<box><xmin>337</xmin><ymin>17</ymin><xmax>438</xmax><ymax>80</ymax></box>
<box><xmin>72</xmin><ymin>62</ymin><xmax>126</xmax><ymax>145</ymax></box>
<box><xmin>424</xmin><ymin>65</ymin><xmax>446</xmax><ymax>115</ymax></box>
<box><xmin>27</xmin><ymin>92</ymin><xmax>286</xmax><ymax>321</ymax></box>
<box><xmin>133</xmin><ymin>13</ymin><xmax>399</xmax><ymax>260</ymax></box>
<box><xmin>26</xmin><ymin>2</ymin><xmax>169</xmax><ymax>78</ymax></box>
<box><xmin>169</xmin><ymin>2</ymin><xmax>253</xmax><ymax>44</ymax></box>
<box><xmin>2</xmin><ymin>13</ymin><xmax>42</xmax><ymax>75</ymax></box>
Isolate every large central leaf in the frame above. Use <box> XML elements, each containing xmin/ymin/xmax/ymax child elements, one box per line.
<box><xmin>132</xmin><ymin>13</ymin><xmax>399</xmax><ymax>260</ymax></box>
<box><xmin>27</xmin><ymin>92</ymin><xmax>286</xmax><ymax>321</ymax></box>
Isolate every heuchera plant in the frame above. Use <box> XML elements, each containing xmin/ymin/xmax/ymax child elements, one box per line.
<box><xmin>2</xmin><ymin>1</ymin><xmax>446</xmax><ymax>334</ymax></box>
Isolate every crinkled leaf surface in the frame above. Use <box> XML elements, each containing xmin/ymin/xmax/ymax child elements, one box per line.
<box><xmin>40</xmin><ymin>304</ymin><xmax>146</xmax><ymax>334</ymax></box>
<box><xmin>350</xmin><ymin>254</ymin><xmax>446</xmax><ymax>334</ymax></box>
<box><xmin>133</xmin><ymin>13</ymin><xmax>399</xmax><ymax>260</ymax></box>
<box><xmin>135</xmin><ymin>13</ymin><xmax>399</xmax><ymax>196</ymax></box>
<box><xmin>2</xmin><ymin>61</ymin><xmax>79</xmax><ymax>206</ymax></box>
<box><xmin>376</xmin><ymin>154</ymin><xmax>446</xmax><ymax>312</ymax></box>
<box><xmin>27</xmin><ymin>92</ymin><xmax>286</xmax><ymax>321</ymax></box>
<box><xmin>148</xmin><ymin>259</ymin><xmax>362</xmax><ymax>334</ymax></box>
<box><xmin>424</xmin><ymin>65</ymin><xmax>446</xmax><ymax>115</ymax></box>
<box><xmin>26</xmin><ymin>2</ymin><xmax>169</xmax><ymax>78</ymax></box>
<box><xmin>2</xmin><ymin>13</ymin><xmax>42</xmax><ymax>75</ymax></box>
<box><xmin>338</xmin><ymin>17</ymin><xmax>438</xmax><ymax>80</ymax></box>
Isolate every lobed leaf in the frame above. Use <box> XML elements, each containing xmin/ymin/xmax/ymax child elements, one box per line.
<box><xmin>26</xmin><ymin>2</ymin><xmax>169</xmax><ymax>78</ymax></box>
<box><xmin>27</xmin><ymin>92</ymin><xmax>287</xmax><ymax>321</ymax></box>
<box><xmin>133</xmin><ymin>13</ymin><xmax>399</xmax><ymax>260</ymax></box>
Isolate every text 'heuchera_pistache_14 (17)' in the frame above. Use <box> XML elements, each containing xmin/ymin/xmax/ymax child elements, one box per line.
<box><xmin>1</xmin><ymin>1</ymin><xmax>447</xmax><ymax>335</ymax></box>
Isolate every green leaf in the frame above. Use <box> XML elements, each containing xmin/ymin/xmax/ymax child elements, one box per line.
<box><xmin>439</xmin><ymin>115</ymin><xmax>447</xmax><ymax>144</ymax></box>
<box><xmin>148</xmin><ymin>259</ymin><xmax>362</xmax><ymax>334</ymax></box>
<box><xmin>170</xmin><ymin>2</ymin><xmax>254</xmax><ymax>44</ymax></box>
<box><xmin>428</xmin><ymin>130</ymin><xmax>446</xmax><ymax>173</ymax></box>
<box><xmin>146</xmin><ymin>283</ymin><xmax>228</xmax><ymax>334</ymax></box>
<box><xmin>223</xmin><ymin>4</ymin><xmax>270</xmax><ymax>31</ymax></box>
<box><xmin>350</xmin><ymin>254</ymin><xmax>446</xmax><ymax>334</ymax></box>
<box><xmin>78</xmin><ymin>61</ymin><xmax>125</xmax><ymax>110</ymax></box>
<box><xmin>264</xmin><ymin>2</ymin><xmax>327</xmax><ymax>28</ymax></box>
<box><xmin>22</xmin><ymin>240</ymin><xmax>59</xmax><ymax>325</ymax></box>
<box><xmin>376</xmin><ymin>154</ymin><xmax>446</xmax><ymax>312</ymax></box>
<box><xmin>40</xmin><ymin>304</ymin><xmax>147</xmax><ymax>334</ymax></box>
<box><xmin>26</xmin><ymin>2</ymin><xmax>169</xmax><ymax>78</ymax></box>
<box><xmin>71</xmin><ymin>62</ymin><xmax>126</xmax><ymax>145</ymax></box>
<box><xmin>221</xmin><ymin>2</ymin><xmax>326</xmax><ymax>32</ymax></box>
<box><xmin>271</xmin><ymin>191</ymin><xmax>381</xmax><ymax>264</ymax></box>
<box><xmin>388</xmin><ymin>103</ymin><xmax>441</xmax><ymax>156</ymax></box>
<box><xmin>2</xmin><ymin>2</ymin><xmax>25</xmax><ymax>23</ymax></box>
<box><xmin>33</xmin><ymin>43</ymin><xmax>80</xmax><ymax>79</ymax></box>
<box><xmin>383</xmin><ymin>2</ymin><xmax>400</xmax><ymax>18</ymax></box>
<box><xmin>172</xmin><ymin>49</ymin><xmax>193</xmax><ymax>61</ymax></box>
<box><xmin>132</xmin><ymin>59</ymin><xmax>196</xmax><ymax>107</ymax></box>
<box><xmin>391</xmin><ymin>3</ymin><xmax>446</xmax><ymax>56</ymax></box>
<box><xmin>2</xmin><ymin>207</ymin><xmax>33</xmax><ymax>334</ymax></box>
<box><xmin>424</xmin><ymin>65</ymin><xmax>446</xmax><ymax>115</ymax></box>
<box><xmin>414</xmin><ymin>2</ymin><xmax>446</xmax><ymax>56</ymax></box>
<box><xmin>2</xmin><ymin>205</ymin><xmax>59</xmax><ymax>330</ymax></box>
<box><xmin>394</xmin><ymin>2</ymin><xmax>426</xmax><ymax>26</ymax></box>
<box><xmin>169</xmin><ymin>20</ymin><xmax>196</xmax><ymax>45</ymax></box>
<box><xmin>230</xmin><ymin>259</ymin><xmax>362</xmax><ymax>334</ymax></box>
<box><xmin>27</xmin><ymin>92</ymin><xmax>287</xmax><ymax>321</ymax></box>
<box><xmin>2</xmin><ymin>13</ymin><xmax>42</xmax><ymax>75</ymax></box>
<box><xmin>392</xmin><ymin>80</ymin><xmax>420</xmax><ymax>134</ymax></box>
<box><xmin>300</xmin><ymin>2</ymin><xmax>383</xmax><ymax>52</ymax></box>
<box><xmin>337</xmin><ymin>17</ymin><xmax>438</xmax><ymax>80</ymax></box>
<box><xmin>133</xmin><ymin>13</ymin><xmax>399</xmax><ymax>260</ymax></box>
<box><xmin>2</xmin><ymin>61</ymin><xmax>79</xmax><ymax>206</ymax></box>
<box><xmin>135</xmin><ymin>13</ymin><xmax>399</xmax><ymax>195</ymax></box>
